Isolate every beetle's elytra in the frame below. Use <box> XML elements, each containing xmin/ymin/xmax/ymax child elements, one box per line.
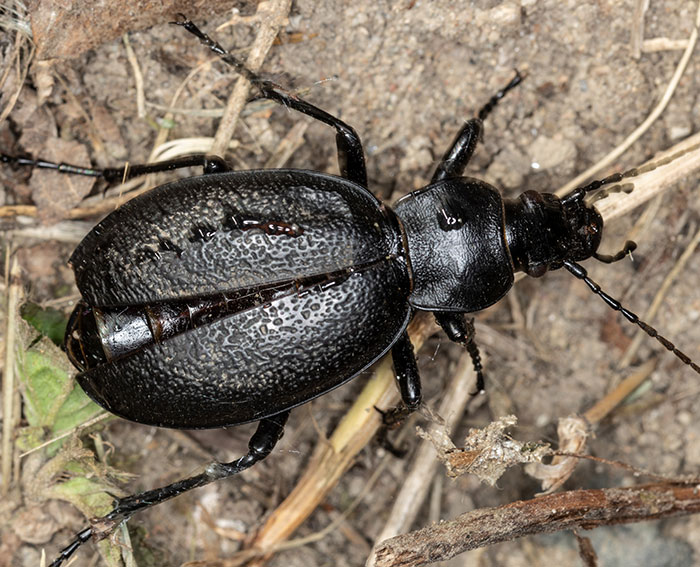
<box><xmin>66</xmin><ymin>169</ymin><xmax>411</xmax><ymax>428</ymax></box>
<box><xmin>4</xmin><ymin>16</ymin><xmax>695</xmax><ymax>567</ymax></box>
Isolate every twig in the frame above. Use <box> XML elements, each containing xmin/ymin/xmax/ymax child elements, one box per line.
<box><xmin>210</xmin><ymin>0</ymin><xmax>292</xmax><ymax>156</ymax></box>
<box><xmin>1</xmin><ymin>252</ymin><xmax>21</xmax><ymax>495</ymax></box>
<box><xmin>0</xmin><ymin>32</ymin><xmax>33</xmax><ymax>125</ymax></box>
<box><xmin>630</xmin><ymin>0</ymin><xmax>649</xmax><ymax>59</ymax></box>
<box><xmin>643</xmin><ymin>37</ymin><xmax>690</xmax><ymax>51</ymax></box>
<box><xmin>122</xmin><ymin>33</ymin><xmax>145</xmax><ymax>118</ymax></box>
<box><xmin>150</xmin><ymin>138</ymin><xmax>240</xmax><ymax>162</ymax></box>
<box><xmin>554</xmin><ymin>452</ymin><xmax>700</xmax><ymax>485</ymax></box>
<box><xmin>148</xmin><ymin>59</ymin><xmax>215</xmax><ymax>163</ymax></box>
<box><xmin>372</xmin><ymin>482</ymin><xmax>700</xmax><ymax>567</ymax></box>
<box><xmin>268</xmin><ymin>433</ymin><xmax>406</xmax><ymax>555</ymax></box>
<box><xmin>18</xmin><ymin>412</ymin><xmax>109</xmax><ymax>458</ymax></box>
<box><xmin>264</xmin><ymin>122</ymin><xmax>309</xmax><ymax>169</ymax></box>
<box><xmin>366</xmin><ymin>353</ymin><xmax>480</xmax><ymax>567</ymax></box>
<box><xmin>583</xmin><ymin>358</ymin><xmax>657</xmax><ymax>425</ymax></box>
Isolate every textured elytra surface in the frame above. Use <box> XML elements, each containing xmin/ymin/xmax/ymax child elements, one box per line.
<box><xmin>72</xmin><ymin>168</ymin><xmax>411</xmax><ymax>427</ymax></box>
<box><xmin>70</xmin><ymin>169</ymin><xmax>397</xmax><ymax>307</ymax></box>
<box><xmin>77</xmin><ymin>259</ymin><xmax>411</xmax><ymax>428</ymax></box>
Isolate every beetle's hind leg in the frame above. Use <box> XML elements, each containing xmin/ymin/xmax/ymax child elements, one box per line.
<box><xmin>435</xmin><ymin>313</ymin><xmax>485</xmax><ymax>394</ymax></box>
<box><xmin>1</xmin><ymin>153</ymin><xmax>230</xmax><ymax>185</ymax></box>
<box><xmin>374</xmin><ymin>406</ymin><xmax>412</xmax><ymax>458</ymax></box>
<box><xmin>48</xmin><ymin>411</ymin><xmax>289</xmax><ymax>567</ymax></box>
<box><xmin>172</xmin><ymin>16</ymin><xmax>368</xmax><ymax>188</ymax></box>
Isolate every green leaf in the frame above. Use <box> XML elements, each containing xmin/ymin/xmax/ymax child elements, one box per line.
<box><xmin>15</xmin><ymin>314</ymin><xmax>129</xmax><ymax>566</ymax></box>
<box><xmin>39</xmin><ymin>439</ymin><xmax>130</xmax><ymax>567</ymax></box>
<box><xmin>16</xmin><ymin>328</ymin><xmax>102</xmax><ymax>452</ymax></box>
<box><xmin>20</xmin><ymin>302</ymin><xmax>68</xmax><ymax>346</ymax></box>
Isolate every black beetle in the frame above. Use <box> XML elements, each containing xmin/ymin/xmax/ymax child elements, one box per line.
<box><xmin>5</xmin><ymin>16</ymin><xmax>696</xmax><ymax>567</ymax></box>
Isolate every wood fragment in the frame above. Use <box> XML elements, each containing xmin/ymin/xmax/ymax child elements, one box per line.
<box><xmin>1</xmin><ymin>254</ymin><xmax>22</xmax><ymax>495</ymax></box>
<box><xmin>642</xmin><ymin>37</ymin><xmax>689</xmax><ymax>52</ymax></box>
<box><xmin>210</xmin><ymin>0</ymin><xmax>292</xmax><ymax>157</ymax></box>
<box><xmin>630</xmin><ymin>0</ymin><xmax>649</xmax><ymax>59</ymax></box>
<box><xmin>372</xmin><ymin>483</ymin><xmax>700</xmax><ymax>567</ymax></box>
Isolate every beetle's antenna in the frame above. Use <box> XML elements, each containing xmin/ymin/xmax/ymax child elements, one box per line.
<box><xmin>560</xmin><ymin>171</ymin><xmax>628</xmax><ymax>207</ymax></box>
<box><xmin>563</xmin><ymin>260</ymin><xmax>700</xmax><ymax>374</ymax></box>
<box><xmin>562</xmin><ymin>141</ymin><xmax>700</xmax><ymax>207</ymax></box>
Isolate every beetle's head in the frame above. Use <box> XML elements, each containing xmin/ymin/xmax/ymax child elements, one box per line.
<box><xmin>504</xmin><ymin>191</ymin><xmax>603</xmax><ymax>278</ymax></box>
<box><xmin>560</xmin><ymin>195</ymin><xmax>604</xmax><ymax>260</ymax></box>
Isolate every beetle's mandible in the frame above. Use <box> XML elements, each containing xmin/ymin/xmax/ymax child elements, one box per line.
<box><xmin>5</xmin><ymin>15</ymin><xmax>697</xmax><ymax>567</ymax></box>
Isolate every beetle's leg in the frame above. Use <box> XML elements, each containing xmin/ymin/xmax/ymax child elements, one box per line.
<box><xmin>593</xmin><ymin>240</ymin><xmax>637</xmax><ymax>264</ymax></box>
<box><xmin>1</xmin><ymin>153</ymin><xmax>230</xmax><ymax>184</ymax></box>
<box><xmin>374</xmin><ymin>406</ymin><xmax>411</xmax><ymax>457</ymax></box>
<box><xmin>435</xmin><ymin>312</ymin><xmax>485</xmax><ymax>394</ymax></box>
<box><xmin>48</xmin><ymin>411</ymin><xmax>289</xmax><ymax>567</ymax></box>
<box><xmin>172</xmin><ymin>16</ymin><xmax>368</xmax><ymax>187</ymax></box>
<box><xmin>392</xmin><ymin>330</ymin><xmax>422</xmax><ymax>410</ymax></box>
<box><xmin>375</xmin><ymin>331</ymin><xmax>421</xmax><ymax>452</ymax></box>
<box><xmin>431</xmin><ymin>119</ymin><xmax>483</xmax><ymax>183</ymax></box>
<box><xmin>254</xmin><ymin>86</ymin><xmax>367</xmax><ymax>187</ymax></box>
<box><xmin>431</xmin><ymin>71</ymin><xmax>522</xmax><ymax>183</ymax></box>
<box><xmin>430</xmin><ymin>118</ymin><xmax>484</xmax><ymax>183</ymax></box>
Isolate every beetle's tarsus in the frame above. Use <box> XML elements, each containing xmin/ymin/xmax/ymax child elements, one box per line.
<box><xmin>48</xmin><ymin>413</ymin><xmax>290</xmax><ymax>566</ymax></box>
<box><xmin>169</xmin><ymin>13</ymin><xmax>189</xmax><ymax>26</ymax></box>
<box><xmin>48</xmin><ymin>527</ymin><xmax>93</xmax><ymax>567</ymax></box>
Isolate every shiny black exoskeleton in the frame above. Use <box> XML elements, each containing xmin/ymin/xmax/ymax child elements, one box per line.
<box><xmin>7</xmin><ymin>17</ymin><xmax>693</xmax><ymax>567</ymax></box>
<box><xmin>63</xmin><ymin>165</ymin><xmax>607</xmax><ymax>430</ymax></box>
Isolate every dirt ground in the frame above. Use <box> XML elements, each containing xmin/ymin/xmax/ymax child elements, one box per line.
<box><xmin>1</xmin><ymin>1</ymin><xmax>700</xmax><ymax>566</ymax></box>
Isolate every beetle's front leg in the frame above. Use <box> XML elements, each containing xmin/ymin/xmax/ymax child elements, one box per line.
<box><xmin>48</xmin><ymin>411</ymin><xmax>289</xmax><ymax>567</ymax></box>
<box><xmin>431</xmin><ymin>118</ymin><xmax>484</xmax><ymax>183</ymax></box>
<box><xmin>431</xmin><ymin>71</ymin><xmax>523</xmax><ymax>183</ymax></box>
<box><xmin>434</xmin><ymin>312</ymin><xmax>485</xmax><ymax>394</ymax></box>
